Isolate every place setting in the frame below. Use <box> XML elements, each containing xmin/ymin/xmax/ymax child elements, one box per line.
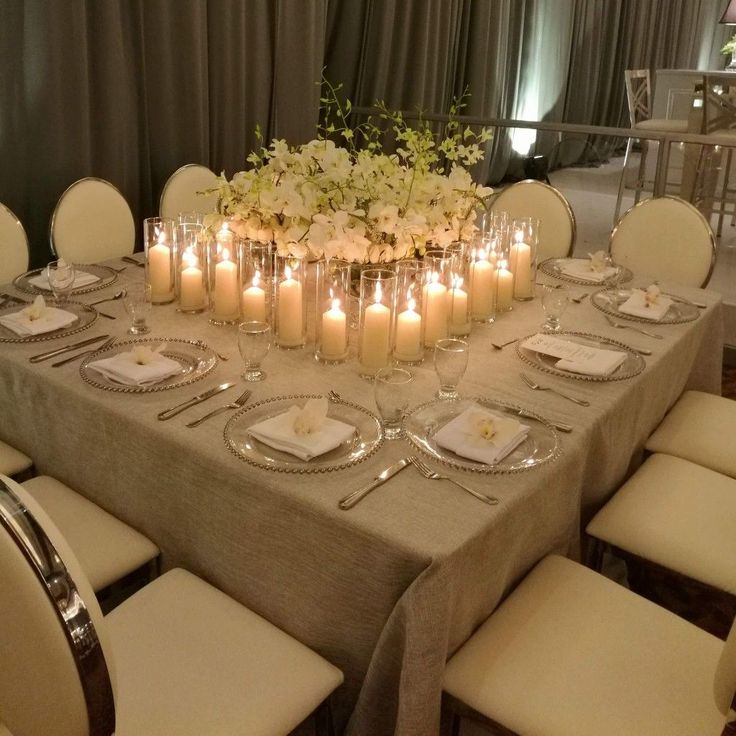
<box><xmin>592</xmin><ymin>282</ymin><xmax>701</xmax><ymax>324</ymax></box>
<box><xmin>0</xmin><ymin>293</ymin><xmax>98</xmax><ymax>343</ymax></box>
<box><xmin>13</xmin><ymin>258</ymin><xmax>118</xmax><ymax>296</ymax></box>
<box><xmin>538</xmin><ymin>249</ymin><xmax>633</xmax><ymax>287</ymax></box>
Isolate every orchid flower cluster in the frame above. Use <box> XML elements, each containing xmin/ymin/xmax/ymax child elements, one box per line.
<box><xmin>205</xmin><ymin>84</ymin><xmax>493</xmax><ymax>263</ymax></box>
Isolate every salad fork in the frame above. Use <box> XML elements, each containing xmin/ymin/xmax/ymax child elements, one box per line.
<box><xmin>603</xmin><ymin>314</ymin><xmax>663</xmax><ymax>339</ymax></box>
<box><xmin>412</xmin><ymin>457</ymin><xmax>499</xmax><ymax>506</ymax></box>
<box><xmin>519</xmin><ymin>372</ymin><xmax>590</xmax><ymax>406</ymax></box>
<box><xmin>185</xmin><ymin>389</ymin><xmax>252</xmax><ymax>427</ymax></box>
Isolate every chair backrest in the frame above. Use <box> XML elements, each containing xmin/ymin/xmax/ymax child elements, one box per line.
<box><xmin>714</xmin><ymin>617</ymin><xmax>736</xmax><ymax>719</ymax></box>
<box><xmin>624</xmin><ymin>69</ymin><xmax>652</xmax><ymax>126</ymax></box>
<box><xmin>489</xmin><ymin>179</ymin><xmax>576</xmax><ymax>259</ymax></box>
<box><xmin>0</xmin><ymin>203</ymin><xmax>29</xmax><ymax>284</ymax></box>
<box><xmin>0</xmin><ymin>475</ymin><xmax>115</xmax><ymax>736</ymax></box>
<box><xmin>701</xmin><ymin>73</ymin><xmax>736</xmax><ymax>135</ymax></box>
<box><xmin>50</xmin><ymin>178</ymin><xmax>135</xmax><ymax>263</ymax></box>
<box><xmin>610</xmin><ymin>195</ymin><xmax>715</xmax><ymax>288</ymax></box>
<box><xmin>159</xmin><ymin>164</ymin><xmax>219</xmax><ymax>221</ymax></box>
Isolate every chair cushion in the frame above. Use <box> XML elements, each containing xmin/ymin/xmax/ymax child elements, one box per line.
<box><xmin>635</xmin><ymin>118</ymin><xmax>689</xmax><ymax>133</ymax></box>
<box><xmin>107</xmin><ymin>568</ymin><xmax>343</xmax><ymax>736</ymax></box>
<box><xmin>444</xmin><ymin>555</ymin><xmax>727</xmax><ymax>736</ymax></box>
<box><xmin>0</xmin><ymin>440</ymin><xmax>31</xmax><ymax>476</ymax></box>
<box><xmin>645</xmin><ymin>391</ymin><xmax>736</xmax><ymax>478</ymax></box>
<box><xmin>586</xmin><ymin>454</ymin><xmax>736</xmax><ymax>595</ymax></box>
<box><xmin>22</xmin><ymin>476</ymin><xmax>159</xmax><ymax>592</ymax></box>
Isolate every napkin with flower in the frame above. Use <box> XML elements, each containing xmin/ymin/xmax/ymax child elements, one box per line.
<box><xmin>247</xmin><ymin>397</ymin><xmax>355</xmax><ymax>461</ymax></box>
<box><xmin>522</xmin><ymin>333</ymin><xmax>627</xmax><ymax>376</ymax></box>
<box><xmin>559</xmin><ymin>251</ymin><xmax>618</xmax><ymax>283</ymax></box>
<box><xmin>618</xmin><ymin>285</ymin><xmax>673</xmax><ymax>321</ymax></box>
<box><xmin>434</xmin><ymin>406</ymin><xmax>529</xmax><ymax>465</ymax></box>
<box><xmin>0</xmin><ymin>295</ymin><xmax>78</xmax><ymax>336</ymax></box>
<box><xmin>87</xmin><ymin>344</ymin><xmax>181</xmax><ymax>386</ymax></box>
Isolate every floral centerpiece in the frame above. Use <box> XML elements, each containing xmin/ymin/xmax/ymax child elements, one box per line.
<box><xmin>205</xmin><ymin>83</ymin><xmax>493</xmax><ymax>263</ymax></box>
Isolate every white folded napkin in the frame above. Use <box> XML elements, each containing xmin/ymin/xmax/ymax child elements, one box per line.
<box><xmin>618</xmin><ymin>287</ymin><xmax>673</xmax><ymax>321</ymax></box>
<box><xmin>522</xmin><ymin>333</ymin><xmax>627</xmax><ymax>376</ymax></box>
<box><xmin>434</xmin><ymin>405</ymin><xmax>529</xmax><ymax>465</ymax></box>
<box><xmin>559</xmin><ymin>258</ymin><xmax>617</xmax><ymax>283</ymax></box>
<box><xmin>248</xmin><ymin>397</ymin><xmax>356</xmax><ymax>461</ymax></box>
<box><xmin>0</xmin><ymin>296</ymin><xmax>78</xmax><ymax>336</ymax></box>
<box><xmin>87</xmin><ymin>345</ymin><xmax>181</xmax><ymax>386</ymax></box>
<box><xmin>28</xmin><ymin>270</ymin><xmax>100</xmax><ymax>290</ymax></box>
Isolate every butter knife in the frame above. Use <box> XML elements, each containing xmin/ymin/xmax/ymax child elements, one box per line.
<box><xmin>339</xmin><ymin>457</ymin><xmax>413</xmax><ymax>510</ymax></box>
<box><xmin>29</xmin><ymin>334</ymin><xmax>111</xmax><ymax>363</ymax></box>
<box><xmin>157</xmin><ymin>382</ymin><xmax>236</xmax><ymax>421</ymax></box>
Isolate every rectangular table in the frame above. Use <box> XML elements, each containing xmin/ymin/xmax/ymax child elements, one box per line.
<box><xmin>0</xmin><ymin>268</ymin><xmax>723</xmax><ymax>734</ymax></box>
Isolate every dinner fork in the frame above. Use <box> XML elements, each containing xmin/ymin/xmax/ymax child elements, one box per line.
<box><xmin>519</xmin><ymin>372</ymin><xmax>590</xmax><ymax>406</ymax></box>
<box><xmin>51</xmin><ymin>336</ymin><xmax>116</xmax><ymax>367</ymax></box>
<box><xmin>603</xmin><ymin>314</ymin><xmax>663</xmax><ymax>339</ymax></box>
<box><xmin>571</xmin><ymin>292</ymin><xmax>589</xmax><ymax>304</ymax></box>
<box><xmin>411</xmin><ymin>457</ymin><xmax>499</xmax><ymax>506</ymax></box>
<box><xmin>185</xmin><ymin>389</ymin><xmax>252</xmax><ymax>427</ymax></box>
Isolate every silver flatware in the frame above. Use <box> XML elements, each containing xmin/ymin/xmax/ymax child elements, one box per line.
<box><xmin>603</xmin><ymin>314</ymin><xmax>663</xmax><ymax>339</ymax></box>
<box><xmin>51</xmin><ymin>336</ymin><xmax>116</xmax><ymax>367</ymax></box>
<box><xmin>0</xmin><ymin>293</ymin><xmax>29</xmax><ymax>306</ymax></box>
<box><xmin>188</xmin><ymin>339</ymin><xmax>229</xmax><ymax>361</ymax></box>
<box><xmin>491</xmin><ymin>337</ymin><xmax>520</xmax><ymax>350</ymax></box>
<box><xmin>121</xmin><ymin>256</ymin><xmax>145</xmax><ymax>267</ymax></box>
<box><xmin>186</xmin><ymin>389</ymin><xmax>252</xmax><ymax>428</ymax></box>
<box><xmin>519</xmin><ymin>372</ymin><xmax>591</xmax><ymax>406</ymax></box>
<box><xmin>535</xmin><ymin>281</ymin><xmax>564</xmax><ymax>289</ymax></box>
<box><xmin>157</xmin><ymin>381</ymin><xmax>236</xmax><ymax>421</ymax></box>
<box><xmin>512</xmin><ymin>408</ymin><xmax>573</xmax><ymax>433</ymax></box>
<box><xmin>571</xmin><ymin>292</ymin><xmax>589</xmax><ymax>304</ymax></box>
<box><xmin>88</xmin><ymin>290</ymin><xmax>126</xmax><ymax>307</ymax></box>
<box><xmin>412</xmin><ymin>457</ymin><xmax>499</xmax><ymax>506</ymax></box>
<box><xmin>29</xmin><ymin>334</ymin><xmax>111</xmax><ymax>363</ymax></box>
<box><xmin>666</xmin><ymin>293</ymin><xmax>707</xmax><ymax>309</ymax></box>
<box><xmin>338</xmin><ymin>457</ymin><xmax>413</xmax><ymax>510</ymax></box>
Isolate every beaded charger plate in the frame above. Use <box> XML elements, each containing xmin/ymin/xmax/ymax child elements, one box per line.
<box><xmin>14</xmin><ymin>264</ymin><xmax>118</xmax><ymax>296</ymax></box>
<box><xmin>538</xmin><ymin>258</ymin><xmax>633</xmax><ymax>287</ymax></box>
<box><xmin>0</xmin><ymin>299</ymin><xmax>98</xmax><ymax>343</ymax></box>
<box><xmin>591</xmin><ymin>288</ymin><xmax>700</xmax><ymax>325</ymax></box>
<box><xmin>224</xmin><ymin>394</ymin><xmax>383</xmax><ymax>473</ymax></box>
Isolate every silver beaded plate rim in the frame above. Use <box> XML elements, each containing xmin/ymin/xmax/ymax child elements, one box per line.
<box><xmin>0</xmin><ymin>299</ymin><xmax>98</xmax><ymax>343</ymax></box>
<box><xmin>79</xmin><ymin>337</ymin><xmax>218</xmax><ymax>393</ymax></box>
<box><xmin>402</xmin><ymin>396</ymin><xmax>561</xmax><ymax>475</ymax></box>
<box><xmin>590</xmin><ymin>288</ymin><xmax>700</xmax><ymax>325</ymax></box>
<box><xmin>515</xmin><ymin>331</ymin><xmax>646</xmax><ymax>382</ymax></box>
<box><xmin>13</xmin><ymin>264</ymin><xmax>119</xmax><ymax>296</ymax></box>
<box><xmin>223</xmin><ymin>393</ymin><xmax>384</xmax><ymax>473</ymax></box>
<box><xmin>538</xmin><ymin>257</ymin><xmax>633</xmax><ymax>287</ymax></box>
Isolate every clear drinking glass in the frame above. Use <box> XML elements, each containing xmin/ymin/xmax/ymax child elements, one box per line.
<box><xmin>374</xmin><ymin>367</ymin><xmax>413</xmax><ymax>439</ymax></box>
<box><xmin>122</xmin><ymin>282</ymin><xmax>152</xmax><ymax>335</ymax></box>
<box><xmin>434</xmin><ymin>338</ymin><xmax>469</xmax><ymax>400</ymax></box>
<box><xmin>541</xmin><ymin>285</ymin><xmax>570</xmax><ymax>332</ymax></box>
<box><xmin>237</xmin><ymin>321</ymin><xmax>271</xmax><ymax>381</ymax></box>
<box><xmin>46</xmin><ymin>259</ymin><xmax>76</xmax><ymax>304</ymax></box>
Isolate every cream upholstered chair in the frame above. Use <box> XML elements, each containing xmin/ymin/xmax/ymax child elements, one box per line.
<box><xmin>0</xmin><ymin>203</ymin><xmax>29</xmax><ymax>284</ymax></box>
<box><xmin>50</xmin><ymin>177</ymin><xmax>135</xmax><ymax>263</ymax></box>
<box><xmin>645</xmin><ymin>391</ymin><xmax>736</xmax><ymax>479</ymax></box>
<box><xmin>610</xmin><ymin>195</ymin><xmax>716</xmax><ymax>287</ymax></box>
<box><xmin>443</xmin><ymin>554</ymin><xmax>736</xmax><ymax>736</ymax></box>
<box><xmin>0</xmin><ymin>475</ymin><xmax>343</xmax><ymax>736</ymax></box>
<box><xmin>159</xmin><ymin>163</ymin><xmax>219</xmax><ymax>220</ymax></box>
<box><xmin>0</xmin><ymin>440</ymin><xmax>31</xmax><ymax>478</ymax></box>
<box><xmin>489</xmin><ymin>179</ymin><xmax>575</xmax><ymax>259</ymax></box>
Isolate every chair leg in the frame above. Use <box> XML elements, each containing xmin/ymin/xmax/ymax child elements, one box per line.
<box><xmin>634</xmin><ymin>139</ymin><xmax>648</xmax><ymax>206</ymax></box>
<box><xmin>614</xmin><ymin>138</ymin><xmax>634</xmax><ymax>224</ymax></box>
<box><xmin>315</xmin><ymin>697</ymin><xmax>336</xmax><ymax>736</ymax></box>
<box><xmin>451</xmin><ymin>713</ymin><xmax>462</xmax><ymax>736</ymax></box>
<box><xmin>586</xmin><ymin>537</ymin><xmax>606</xmax><ymax>572</ymax></box>
<box><xmin>721</xmin><ymin>148</ymin><xmax>734</xmax><ymax>236</ymax></box>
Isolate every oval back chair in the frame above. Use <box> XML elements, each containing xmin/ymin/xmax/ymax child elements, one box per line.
<box><xmin>159</xmin><ymin>164</ymin><xmax>219</xmax><ymax>221</ymax></box>
<box><xmin>0</xmin><ymin>203</ymin><xmax>30</xmax><ymax>284</ymax></box>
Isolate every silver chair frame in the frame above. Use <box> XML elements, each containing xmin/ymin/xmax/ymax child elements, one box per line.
<box><xmin>0</xmin><ymin>201</ymin><xmax>30</xmax><ymax>280</ymax></box>
<box><xmin>159</xmin><ymin>162</ymin><xmax>218</xmax><ymax>219</ymax></box>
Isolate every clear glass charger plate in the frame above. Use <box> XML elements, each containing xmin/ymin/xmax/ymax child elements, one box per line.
<box><xmin>79</xmin><ymin>337</ymin><xmax>218</xmax><ymax>393</ymax></box>
<box><xmin>13</xmin><ymin>264</ymin><xmax>118</xmax><ymax>296</ymax></box>
<box><xmin>515</xmin><ymin>331</ymin><xmax>646</xmax><ymax>382</ymax></box>
<box><xmin>538</xmin><ymin>257</ymin><xmax>633</xmax><ymax>287</ymax></box>
<box><xmin>224</xmin><ymin>393</ymin><xmax>383</xmax><ymax>473</ymax></box>
<box><xmin>0</xmin><ymin>299</ymin><xmax>98</xmax><ymax>343</ymax></box>
<box><xmin>591</xmin><ymin>287</ymin><xmax>699</xmax><ymax>324</ymax></box>
<box><xmin>403</xmin><ymin>397</ymin><xmax>561</xmax><ymax>474</ymax></box>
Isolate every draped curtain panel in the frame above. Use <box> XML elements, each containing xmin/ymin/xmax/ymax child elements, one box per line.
<box><xmin>0</xmin><ymin>0</ymin><xmax>731</xmax><ymax>268</ymax></box>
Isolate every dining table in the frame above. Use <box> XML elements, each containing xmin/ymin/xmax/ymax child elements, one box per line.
<box><xmin>0</xmin><ymin>259</ymin><xmax>724</xmax><ymax>735</ymax></box>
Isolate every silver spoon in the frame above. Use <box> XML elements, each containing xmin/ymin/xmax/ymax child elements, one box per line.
<box><xmin>88</xmin><ymin>289</ymin><xmax>127</xmax><ymax>307</ymax></box>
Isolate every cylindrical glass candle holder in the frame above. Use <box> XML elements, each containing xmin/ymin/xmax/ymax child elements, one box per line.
<box><xmin>207</xmin><ymin>226</ymin><xmax>241</xmax><ymax>325</ymax></box>
<box><xmin>144</xmin><ymin>217</ymin><xmax>175</xmax><ymax>305</ymax></box>
<box><xmin>421</xmin><ymin>249</ymin><xmax>454</xmax><ymax>348</ymax></box>
<box><xmin>509</xmin><ymin>216</ymin><xmax>539</xmax><ymax>301</ymax></box>
<box><xmin>393</xmin><ymin>260</ymin><xmax>426</xmax><ymax>364</ymax></box>
<box><xmin>274</xmin><ymin>254</ymin><xmax>307</xmax><ymax>349</ymax></box>
<box><xmin>358</xmin><ymin>268</ymin><xmax>396</xmax><ymax>378</ymax></box>
<box><xmin>238</xmin><ymin>240</ymin><xmax>272</xmax><ymax>324</ymax></box>
<box><xmin>175</xmin><ymin>223</ymin><xmax>207</xmax><ymax>313</ymax></box>
<box><xmin>177</xmin><ymin>212</ymin><xmax>205</xmax><ymax>225</ymax></box>
<box><xmin>469</xmin><ymin>244</ymin><xmax>497</xmax><ymax>323</ymax></box>
<box><xmin>315</xmin><ymin>259</ymin><xmax>350</xmax><ymax>364</ymax></box>
<box><xmin>446</xmin><ymin>245</ymin><xmax>471</xmax><ymax>337</ymax></box>
<box><xmin>495</xmin><ymin>258</ymin><xmax>514</xmax><ymax>313</ymax></box>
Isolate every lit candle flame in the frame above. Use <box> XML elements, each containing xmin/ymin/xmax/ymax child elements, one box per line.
<box><xmin>284</xmin><ymin>265</ymin><xmax>292</xmax><ymax>280</ymax></box>
<box><xmin>500</xmin><ymin>259</ymin><xmax>508</xmax><ymax>270</ymax></box>
<box><xmin>253</xmin><ymin>269</ymin><xmax>260</xmax><ymax>287</ymax></box>
<box><xmin>453</xmin><ymin>275</ymin><xmax>464</xmax><ymax>290</ymax></box>
<box><xmin>222</xmin><ymin>248</ymin><xmax>231</xmax><ymax>262</ymax></box>
<box><xmin>374</xmin><ymin>281</ymin><xmax>382</xmax><ymax>304</ymax></box>
<box><xmin>156</xmin><ymin>227</ymin><xmax>166</xmax><ymax>245</ymax></box>
<box><xmin>431</xmin><ymin>271</ymin><xmax>439</xmax><ymax>285</ymax></box>
<box><xmin>514</xmin><ymin>230</ymin><xmax>523</xmax><ymax>244</ymax></box>
<box><xmin>184</xmin><ymin>248</ymin><xmax>198</xmax><ymax>268</ymax></box>
<box><xmin>408</xmin><ymin>297</ymin><xmax>416</xmax><ymax>312</ymax></box>
<box><xmin>331</xmin><ymin>298</ymin><xmax>341</xmax><ymax>312</ymax></box>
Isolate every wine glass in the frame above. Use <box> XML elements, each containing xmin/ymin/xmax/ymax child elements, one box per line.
<box><xmin>541</xmin><ymin>285</ymin><xmax>569</xmax><ymax>333</ymax></box>
<box><xmin>122</xmin><ymin>282</ymin><xmax>152</xmax><ymax>335</ymax></box>
<box><xmin>434</xmin><ymin>338</ymin><xmax>469</xmax><ymax>400</ymax></box>
<box><xmin>238</xmin><ymin>321</ymin><xmax>271</xmax><ymax>381</ymax></box>
<box><xmin>46</xmin><ymin>259</ymin><xmax>76</xmax><ymax>304</ymax></box>
<box><xmin>374</xmin><ymin>367</ymin><xmax>413</xmax><ymax>439</ymax></box>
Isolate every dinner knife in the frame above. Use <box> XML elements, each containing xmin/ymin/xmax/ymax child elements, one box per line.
<box><xmin>29</xmin><ymin>334</ymin><xmax>111</xmax><ymax>363</ymax></box>
<box><xmin>338</xmin><ymin>457</ymin><xmax>412</xmax><ymax>510</ymax></box>
<box><xmin>156</xmin><ymin>382</ymin><xmax>236</xmax><ymax>421</ymax></box>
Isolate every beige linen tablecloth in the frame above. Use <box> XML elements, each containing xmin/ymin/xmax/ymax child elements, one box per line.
<box><xmin>0</xmin><ymin>268</ymin><xmax>723</xmax><ymax>735</ymax></box>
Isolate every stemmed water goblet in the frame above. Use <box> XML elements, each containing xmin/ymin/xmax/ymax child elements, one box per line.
<box><xmin>238</xmin><ymin>321</ymin><xmax>271</xmax><ymax>381</ymax></box>
<box><xmin>46</xmin><ymin>259</ymin><xmax>76</xmax><ymax>305</ymax></box>
<box><xmin>374</xmin><ymin>366</ymin><xmax>413</xmax><ymax>439</ymax></box>
<box><xmin>541</xmin><ymin>285</ymin><xmax>569</xmax><ymax>333</ymax></box>
<box><xmin>122</xmin><ymin>282</ymin><xmax>152</xmax><ymax>335</ymax></box>
<box><xmin>434</xmin><ymin>338</ymin><xmax>469</xmax><ymax>400</ymax></box>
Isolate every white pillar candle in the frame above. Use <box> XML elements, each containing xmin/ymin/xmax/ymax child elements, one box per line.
<box><xmin>241</xmin><ymin>271</ymin><xmax>267</xmax><ymax>322</ymax></box>
<box><xmin>277</xmin><ymin>266</ymin><xmax>304</xmax><ymax>346</ymax></box>
<box><xmin>394</xmin><ymin>298</ymin><xmax>422</xmax><ymax>361</ymax></box>
<box><xmin>470</xmin><ymin>256</ymin><xmax>495</xmax><ymax>319</ymax></box>
<box><xmin>360</xmin><ymin>284</ymin><xmax>391</xmax><ymax>372</ymax></box>
<box><xmin>148</xmin><ymin>233</ymin><xmax>172</xmax><ymax>301</ymax></box>
<box><xmin>496</xmin><ymin>260</ymin><xmax>514</xmax><ymax>310</ymax></box>
<box><xmin>509</xmin><ymin>238</ymin><xmax>532</xmax><ymax>299</ymax></box>
<box><xmin>179</xmin><ymin>249</ymin><xmax>204</xmax><ymax>309</ymax></box>
<box><xmin>422</xmin><ymin>272</ymin><xmax>449</xmax><ymax>347</ymax></box>
<box><xmin>447</xmin><ymin>275</ymin><xmax>469</xmax><ymax>335</ymax></box>
<box><xmin>213</xmin><ymin>249</ymin><xmax>239</xmax><ymax>318</ymax></box>
<box><xmin>321</xmin><ymin>298</ymin><xmax>347</xmax><ymax>359</ymax></box>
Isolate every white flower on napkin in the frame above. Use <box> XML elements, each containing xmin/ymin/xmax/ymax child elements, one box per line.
<box><xmin>644</xmin><ymin>284</ymin><xmax>661</xmax><ymax>307</ymax></box>
<box><xmin>470</xmin><ymin>412</ymin><xmax>497</xmax><ymax>442</ymax></box>
<box><xmin>127</xmin><ymin>343</ymin><xmax>168</xmax><ymax>366</ymax></box>
<box><xmin>22</xmin><ymin>295</ymin><xmax>46</xmax><ymax>321</ymax></box>
<box><xmin>288</xmin><ymin>397</ymin><xmax>328</xmax><ymax>436</ymax></box>
<box><xmin>589</xmin><ymin>250</ymin><xmax>608</xmax><ymax>273</ymax></box>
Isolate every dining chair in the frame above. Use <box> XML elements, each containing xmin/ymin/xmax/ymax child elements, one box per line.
<box><xmin>443</xmin><ymin>554</ymin><xmax>736</xmax><ymax>736</ymax></box>
<box><xmin>159</xmin><ymin>163</ymin><xmax>219</xmax><ymax>220</ymax></box>
<box><xmin>50</xmin><ymin>177</ymin><xmax>135</xmax><ymax>263</ymax></box>
<box><xmin>614</xmin><ymin>69</ymin><xmax>689</xmax><ymax>225</ymax></box>
<box><xmin>488</xmin><ymin>179</ymin><xmax>576</xmax><ymax>260</ymax></box>
<box><xmin>0</xmin><ymin>474</ymin><xmax>343</xmax><ymax>736</ymax></box>
<box><xmin>609</xmin><ymin>195</ymin><xmax>716</xmax><ymax>287</ymax></box>
<box><xmin>0</xmin><ymin>202</ymin><xmax>30</xmax><ymax>284</ymax></box>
